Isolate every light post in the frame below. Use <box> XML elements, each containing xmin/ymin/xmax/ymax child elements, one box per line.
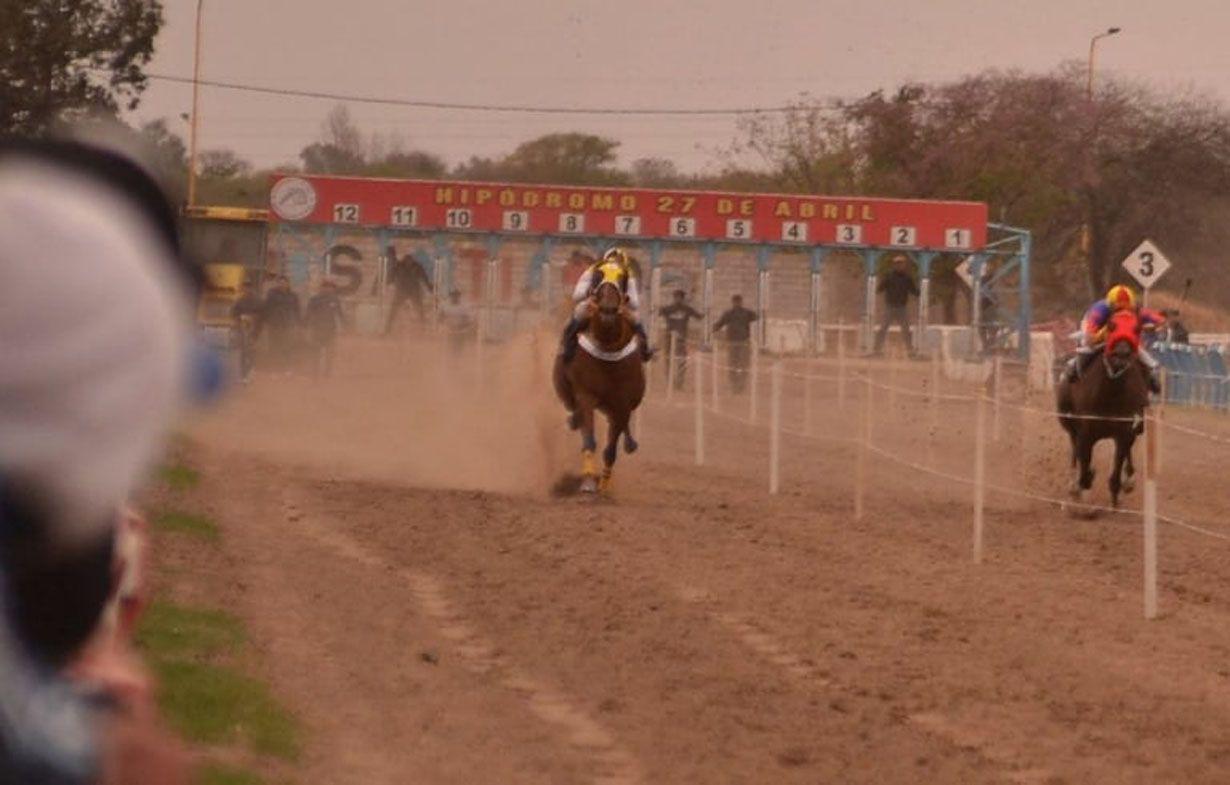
<box><xmin>1086</xmin><ymin>27</ymin><xmax>1121</xmax><ymax>101</ymax></box>
<box><xmin>187</xmin><ymin>0</ymin><xmax>205</xmax><ymax>208</ymax></box>
<box><xmin>1081</xmin><ymin>26</ymin><xmax>1120</xmax><ymax>292</ymax></box>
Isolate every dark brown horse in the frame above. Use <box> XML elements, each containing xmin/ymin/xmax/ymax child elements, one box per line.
<box><xmin>553</xmin><ymin>281</ymin><xmax>646</xmax><ymax>493</ymax></box>
<box><xmin>1056</xmin><ymin>310</ymin><xmax>1149</xmax><ymax>513</ymax></box>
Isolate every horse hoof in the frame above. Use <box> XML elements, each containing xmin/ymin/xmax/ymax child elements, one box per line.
<box><xmin>599</xmin><ymin>473</ymin><xmax>612</xmax><ymax>492</ymax></box>
<box><xmin>624</xmin><ymin>436</ymin><xmax>639</xmax><ymax>454</ymax></box>
<box><xmin>567</xmin><ymin>412</ymin><xmax>581</xmax><ymax>431</ymax></box>
<box><xmin>1122</xmin><ymin>476</ymin><xmax>1136</xmax><ymax>494</ymax></box>
<box><xmin>579</xmin><ymin>477</ymin><xmax>598</xmax><ymax>494</ymax></box>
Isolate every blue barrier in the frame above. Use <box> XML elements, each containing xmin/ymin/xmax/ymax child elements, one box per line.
<box><xmin>1154</xmin><ymin>342</ymin><xmax>1229</xmax><ymax>411</ymax></box>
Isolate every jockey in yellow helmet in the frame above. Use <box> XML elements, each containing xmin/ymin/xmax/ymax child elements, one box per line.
<box><xmin>1064</xmin><ymin>284</ymin><xmax>1165</xmax><ymax>391</ymax></box>
<box><xmin>559</xmin><ymin>247</ymin><xmax>652</xmax><ymax>362</ymax></box>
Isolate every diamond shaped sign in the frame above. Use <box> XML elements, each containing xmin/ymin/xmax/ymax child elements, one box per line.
<box><xmin>1121</xmin><ymin>239</ymin><xmax>1171</xmax><ymax>290</ymax></box>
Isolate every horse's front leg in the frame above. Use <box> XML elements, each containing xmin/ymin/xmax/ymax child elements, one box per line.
<box><xmin>576</xmin><ymin>394</ymin><xmax>600</xmax><ymax>493</ymax></box>
<box><xmin>1121</xmin><ymin>435</ymin><xmax>1137</xmax><ymax>495</ymax></box>
<box><xmin>1109</xmin><ymin>434</ymin><xmax>1129</xmax><ymax>508</ymax></box>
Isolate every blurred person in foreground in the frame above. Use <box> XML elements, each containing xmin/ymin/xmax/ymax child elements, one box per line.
<box><xmin>304</xmin><ymin>279</ymin><xmax>347</xmax><ymax>378</ymax></box>
<box><xmin>873</xmin><ymin>254</ymin><xmax>919</xmax><ymax>357</ymax></box>
<box><xmin>261</xmin><ymin>274</ymin><xmax>301</xmax><ymax>374</ymax></box>
<box><xmin>713</xmin><ymin>294</ymin><xmax>758</xmax><ymax>393</ymax></box>
<box><xmin>659</xmin><ymin>289</ymin><xmax>703</xmax><ymax>390</ymax></box>
<box><xmin>0</xmin><ymin>136</ymin><xmax>202</xmax><ymax>783</ymax></box>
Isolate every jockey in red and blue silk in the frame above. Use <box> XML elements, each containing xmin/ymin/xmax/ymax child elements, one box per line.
<box><xmin>1066</xmin><ymin>284</ymin><xmax>1165</xmax><ymax>392</ymax></box>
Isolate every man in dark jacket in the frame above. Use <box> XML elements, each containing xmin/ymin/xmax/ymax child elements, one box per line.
<box><xmin>384</xmin><ymin>247</ymin><xmax>434</xmax><ymax>334</ymax></box>
<box><xmin>873</xmin><ymin>255</ymin><xmax>920</xmax><ymax>357</ymax></box>
<box><xmin>262</xmin><ymin>275</ymin><xmax>301</xmax><ymax>372</ymax></box>
<box><xmin>713</xmin><ymin>294</ymin><xmax>758</xmax><ymax>393</ymax></box>
<box><xmin>660</xmin><ymin>289</ymin><xmax>704</xmax><ymax>389</ymax></box>
<box><xmin>230</xmin><ymin>279</ymin><xmax>263</xmax><ymax>383</ymax></box>
<box><xmin>304</xmin><ymin>279</ymin><xmax>347</xmax><ymax>378</ymax></box>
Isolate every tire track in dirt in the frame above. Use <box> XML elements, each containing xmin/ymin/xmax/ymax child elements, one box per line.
<box><xmin>281</xmin><ymin>486</ymin><xmax>644</xmax><ymax>785</ymax></box>
<box><xmin>673</xmin><ymin>582</ymin><xmax>1056</xmax><ymax>785</ymax></box>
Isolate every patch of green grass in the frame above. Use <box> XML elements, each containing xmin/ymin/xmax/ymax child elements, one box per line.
<box><xmin>136</xmin><ymin>601</ymin><xmax>246</xmax><ymax>661</ymax></box>
<box><xmin>152</xmin><ymin>659</ymin><xmax>300</xmax><ymax>760</ymax></box>
<box><xmin>160</xmin><ymin>464</ymin><xmax>201</xmax><ymax>491</ymax></box>
<box><xmin>153</xmin><ymin>510</ymin><xmax>220</xmax><ymax>540</ymax></box>
<box><xmin>196</xmin><ymin>764</ymin><xmax>266</xmax><ymax>785</ymax></box>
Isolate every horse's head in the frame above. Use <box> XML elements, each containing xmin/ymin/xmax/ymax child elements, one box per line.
<box><xmin>594</xmin><ymin>281</ymin><xmax>624</xmax><ymax>325</ymax></box>
<box><xmin>1104</xmin><ymin>309</ymin><xmax>1141</xmax><ymax>375</ymax></box>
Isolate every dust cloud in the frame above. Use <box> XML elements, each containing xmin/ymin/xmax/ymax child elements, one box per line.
<box><xmin>189</xmin><ymin>332</ymin><xmax>574</xmax><ymax>496</ymax></box>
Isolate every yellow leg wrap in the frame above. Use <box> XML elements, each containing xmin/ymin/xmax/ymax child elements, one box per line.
<box><xmin>581</xmin><ymin>450</ymin><xmax>598</xmax><ymax>478</ymax></box>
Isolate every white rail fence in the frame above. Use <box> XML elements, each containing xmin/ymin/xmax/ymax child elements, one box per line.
<box><xmin>649</xmin><ymin>348</ymin><xmax>1230</xmax><ymax>622</ymax></box>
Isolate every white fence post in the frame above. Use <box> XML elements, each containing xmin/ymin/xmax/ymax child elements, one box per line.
<box><xmin>694</xmin><ymin>353</ymin><xmax>705</xmax><ymax>466</ymax></box>
<box><xmin>837</xmin><ymin>318</ymin><xmax>847</xmax><ymax>411</ymax></box>
<box><xmin>666</xmin><ymin>332</ymin><xmax>679</xmax><ymax>403</ymax></box>
<box><xmin>749</xmin><ymin>340</ymin><xmax>760</xmax><ymax>423</ymax></box>
<box><xmin>769</xmin><ymin>360</ymin><xmax>782</xmax><ymax>494</ymax></box>
<box><xmin>929</xmin><ymin>350</ymin><xmax>940</xmax><ymax>468</ymax></box>
<box><xmin>710</xmin><ymin>341</ymin><xmax>720</xmax><ymax>412</ymax></box>
<box><xmin>1144</xmin><ymin>413</ymin><xmax>1159</xmax><ymax>619</ymax></box>
<box><xmin>855</xmin><ymin>374</ymin><xmax>871</xmax><ymax>520</ymax></box>
<box><xmin>803</xmin><ymin>361</ymin><xmax>814</xmax><ymax>436</ymax></box>
<box><xmin>973</xmin><ymin>390</ymin><xmax>987</xmax><ymax>564</ymax></box>
<box><xmin>992</xmin><ymin>355</ymin><xmax>1003</xmax><ymax>443</ymax></box>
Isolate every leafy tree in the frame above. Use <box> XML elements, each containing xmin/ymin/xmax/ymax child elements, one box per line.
<box><xmin>499</xmin><ymin>132</ymin><xmax>628</xmax><ymax>185</ymax></box>
<box><xmin>197</xmin><ymin>148</ymin><xmax>251</xmax><ymax>179</ymax></box>
<box><xmin>0</xmin><ymin>0</ymin><xmax>163</xmax><ymax>134</ymax></box>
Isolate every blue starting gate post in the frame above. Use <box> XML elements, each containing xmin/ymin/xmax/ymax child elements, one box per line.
<box><xmin>701</xmin><ymin>242</ymin><xmax>717</xmax><ymax>349</ymax></box>
<box><xmin>432</xmin><ymin>235</ymin><xmax>455</xmax><ymax>294</ymax></box>
<box><xmin>861</xmin><ymin>249</ymin><xmax>882</xmax><ymax>353</ymax></box>
<box><xmin>755</xmin><ymin>246</ymin><xmax>772</xmax><ymax>350</ymax></box>
<box><xmin>914</xmin><ymin>251</ymin><xmax>937</xmax><ymax>354</ymax></box>
<box><xmin>808</xmin><ymin>247</ymin><xmax>828</xmax><ymax>355</ymax></box>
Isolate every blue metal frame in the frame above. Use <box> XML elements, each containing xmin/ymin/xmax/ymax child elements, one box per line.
<box><xmin>268</xmin><ymin>219</ymin><xmax>1033</xmax><ymax>357</ymax></box>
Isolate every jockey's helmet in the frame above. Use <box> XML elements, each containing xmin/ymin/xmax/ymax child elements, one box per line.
<box><xmin>597</xmin><ymin>247</ymin><xmax>631</xmax><ymax>287</ymax></box>
<box><xmin>1105</xmin><ymin>284</ymin><xmax>1137</xmax><ymax>311</ymax></box>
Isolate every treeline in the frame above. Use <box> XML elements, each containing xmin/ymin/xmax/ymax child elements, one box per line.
<box><xmin>154</xmin><ymin>67</ymin><xmax>1230</xmax><ymax>315</ymax></box>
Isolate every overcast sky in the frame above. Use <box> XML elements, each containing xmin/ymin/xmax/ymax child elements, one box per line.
<box><xmin>129</xmin><ymin>0</ymin><xmax>1230</xmax><ymax>173</ymax></box>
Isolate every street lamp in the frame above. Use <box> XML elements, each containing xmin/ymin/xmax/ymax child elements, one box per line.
<box><xmin>187</xmin><ymin>0</ymin><xmax>205</xmax><ymax>208</ymax></box>
<box><xmin>1080</xmin><ymin>26</ymin><xmax>1120</xmax><ymax>290</ymax></box>
<box><xmin>1086</xmin><ymin>27</ymin><xmax>1121</xmax><ymax>101</ymax></box>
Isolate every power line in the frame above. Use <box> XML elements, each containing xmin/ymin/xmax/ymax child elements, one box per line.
<box><xmin>140</xmin><ymin>70</ymin><xmax>842</xmax><ymax>117</ymax></box>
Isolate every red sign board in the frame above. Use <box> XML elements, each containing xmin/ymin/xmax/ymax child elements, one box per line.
<box><xmin>268</xmin><ymin>174</ymin><xmax>988</xmax><ymax>250</ymax></box>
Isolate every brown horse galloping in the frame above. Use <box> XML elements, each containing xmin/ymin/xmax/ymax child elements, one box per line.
<box><xmin>553</xmin><ymin>281</ymin><xmax>646</xmax><ymax>493</ymax></box>
<box><xmin>1056</xmin><ymin>310</ymin><xmax>1149</xmax><ymax>513</ymax></box>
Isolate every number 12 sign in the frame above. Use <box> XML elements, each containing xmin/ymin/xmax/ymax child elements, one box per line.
<box><xmin>1121</xmin><ymin>239</ymin><xmax>1172</xmax><ymax>290</ymax></box>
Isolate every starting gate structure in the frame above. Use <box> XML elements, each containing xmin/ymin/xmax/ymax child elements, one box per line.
<box><xmin>266</xmin><ymin>174</ymin><xmax>1032</xmax><ymax>358</ymax></box>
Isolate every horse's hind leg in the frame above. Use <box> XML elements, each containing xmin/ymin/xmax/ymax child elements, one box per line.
<box><xmin>623</xmin><ymin>413</ymin><xmax>639</xmax><ymax>454</ymax></box>
<box><xmin>600</xmin><ymin>412</ymin><xmax>628</xmax><ymax>491</ymax></box>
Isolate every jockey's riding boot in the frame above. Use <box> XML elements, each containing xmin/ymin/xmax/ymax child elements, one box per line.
<box><xmin>633</xmin><ymin>323</ymin><xmax>654</xmax><ymax>361</ymax></box>
<box><xmin>1064</xmin><ymin>357</ymin><xmax>1081</xmax><ymax>384</ymax></box>
<box><xmin>560</xmin><ymin>317</ymin><xmax>587</xmax><ymax>363</ymax></box>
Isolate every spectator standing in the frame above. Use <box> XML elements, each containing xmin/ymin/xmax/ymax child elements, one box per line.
<box><xmin>713</xmin><ymin>294</ymin><xmax>758</xmax><ymax>393</ymax></box>
<box><xmin>873</xmin><ymin>255</ymin><xmax>920</xmax><ymax>357</ymax></box>
<box><xmin>261</xmin><ymin>275</ymin><xmax>301</xmax><ymax>373</ymax></box>
<box><xmin>659</xmin><ymin>289</ymin><xmax>703</xmax><ymax>389</ymax></box>
<box><xmin>304</xmin><ymin>279</ymin><xmax>347</xmax><ymax>378</ymax></box>
<box><xmin>230</xmin><ymin>278</ymin><xmax>263</xmax><ymax>384</ymax></box>
<box><xmin>384</xmin><ymin>247</ymin><xmax>433</xmax><ymax>334</ymax></box>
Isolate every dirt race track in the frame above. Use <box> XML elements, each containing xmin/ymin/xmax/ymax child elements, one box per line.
<box><xmin>181</xmin><ymin>333</ymin><xmax>1230</xmax><ymax>785</ymax></box>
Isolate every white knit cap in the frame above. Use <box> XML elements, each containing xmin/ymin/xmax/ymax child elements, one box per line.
<box><xmin>0</xmin><ymin>156</ymin><xmax>192</xmax><ymax>549</ymax></box>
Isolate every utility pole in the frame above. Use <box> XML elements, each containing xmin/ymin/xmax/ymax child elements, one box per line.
<box><xmin>1082</xmin><ymin>26</ymin><xmax>1120</xmax><ymax>295</ymax></box>
<box><xmin>187</xmin><ymin>0</ymin><xmax>205</xmax><ymax>208</ymax></box>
